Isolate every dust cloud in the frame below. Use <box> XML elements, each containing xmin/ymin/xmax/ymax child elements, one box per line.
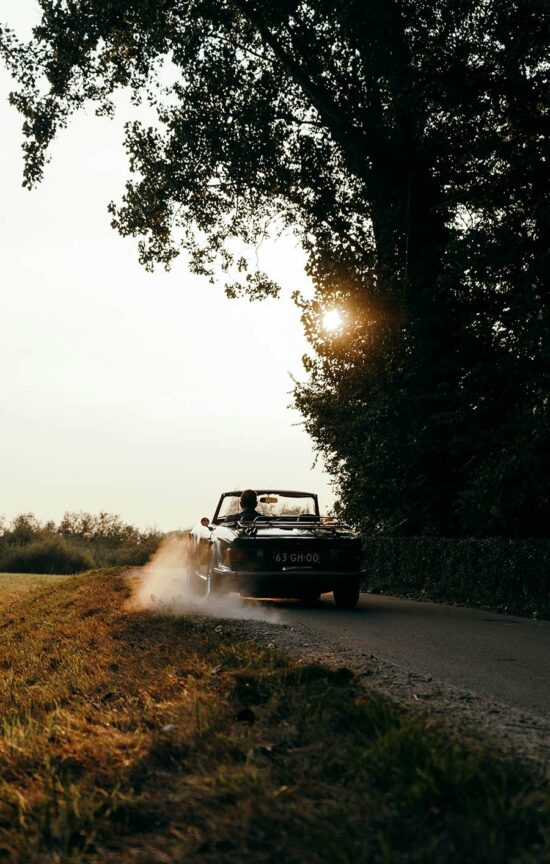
<box><xmin>130</xmin><ymin>534</ymin><xmax>281</xmax><ymax>623</ymax></box>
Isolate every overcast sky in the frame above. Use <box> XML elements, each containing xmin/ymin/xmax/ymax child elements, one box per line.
<box><xmin>0</xmin><ymin>0</ymin><xmax>334</xmax><ymax>530</ymax></box>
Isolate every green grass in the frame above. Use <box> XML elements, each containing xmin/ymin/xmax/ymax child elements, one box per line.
<box><xmin>0</xmin><ymin>570</ymin><xmax>548</xmax><ymax>863</ymax></box>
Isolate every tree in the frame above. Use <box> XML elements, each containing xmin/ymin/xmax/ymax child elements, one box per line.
<box><xmin>1</xmin><ymin>0</ymin><xmax>548</xmax><ymax>535</ymax></box>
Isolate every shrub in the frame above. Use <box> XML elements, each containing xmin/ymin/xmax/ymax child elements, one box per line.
<box><xmin>0</xmin><ymin>511</ymin><xmax>163</xmax><ymax>571</ymax></box>
<box><xmin>109</xmin><ymin>538</ymin><xmax>162</xmax><ymax>567</ymax></box>
<box><xmin>0</xmin><ymin>537</ymin><xmax>95</xmax><ymax>575</ymax></box>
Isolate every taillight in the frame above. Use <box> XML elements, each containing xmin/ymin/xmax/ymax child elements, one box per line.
<box><xmin>225</xmin><ymin>547</ymin><xmax>256</xmax><ymax>567</ymax></box>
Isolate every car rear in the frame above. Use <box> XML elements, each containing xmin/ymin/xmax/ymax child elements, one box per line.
<box><xmin>214</xmin><ymin>529</ymin><xmax>363</xmax><ymax>603</ymax></box>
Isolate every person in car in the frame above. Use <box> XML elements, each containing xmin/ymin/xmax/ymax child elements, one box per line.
<box><xmin>226</xmin><ymin>489</ymin><xmax>264</xmax><ymax>522</ymax></box>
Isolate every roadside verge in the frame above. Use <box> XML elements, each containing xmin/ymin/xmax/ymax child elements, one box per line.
<box><xmin>0</xmin><ymin>570</ymin><xmax>548</xmax><ymax>863</ymax></box>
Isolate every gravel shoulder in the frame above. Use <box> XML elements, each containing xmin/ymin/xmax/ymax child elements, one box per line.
<box><xmin>225</xmin><ymin>608</ymin><xmax>550</xmax><ymax>777</ymax></box>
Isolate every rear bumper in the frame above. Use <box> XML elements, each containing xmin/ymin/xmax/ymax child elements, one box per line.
<box><xmin>212</xmin><ymin>568</ymin><xmax>364</xmax><ymax>598</ymax></box>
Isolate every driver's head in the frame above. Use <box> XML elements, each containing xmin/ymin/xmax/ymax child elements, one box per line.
<box><xmin>240</xmin><ymin>489</ymin><xmax>258</xmax><ymax>511</ymax></box>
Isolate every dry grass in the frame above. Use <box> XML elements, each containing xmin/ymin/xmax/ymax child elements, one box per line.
<box><xmin>0</xmin><ymin>573</ymin><xmax>71</xmax><ymax>605</ymax></box>
<box><xmin>0</xmin><ymin>569</ymin><xmax>548</xmax><ymax>863</ymax></box>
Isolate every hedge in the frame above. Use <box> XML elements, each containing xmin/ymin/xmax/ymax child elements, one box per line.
<box><xmin>361</xmin><ymin>538</ymin><xmax>550</xmax><ymax>618</ymax></box>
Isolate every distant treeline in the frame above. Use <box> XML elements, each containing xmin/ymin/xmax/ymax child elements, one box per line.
<box><xmin>0</xmin><ymin>512</ymin><xmax>163</xmax><ymax>574</ymax></box>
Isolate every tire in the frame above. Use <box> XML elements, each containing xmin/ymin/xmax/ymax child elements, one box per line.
<box><xmin>333</xmin><ymin>582</ymin><xmax>360</xmax><ymax>609</ymax></box>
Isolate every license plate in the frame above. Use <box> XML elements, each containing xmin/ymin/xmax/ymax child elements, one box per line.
<box><xmin>273</xmin><ymin>551</ymin><xmax>321</xmax><ymax>565</ymax></box>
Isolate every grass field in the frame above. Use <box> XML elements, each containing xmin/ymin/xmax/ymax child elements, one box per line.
<box><xmin>0</xmin><ymin>573</ymin><xmax>72</xmax><ymax>605</ymax></box>
<box><xmin>0</xmin><ymin>569</ymin><xmax>548</xmax><ymax>863</ymax></box>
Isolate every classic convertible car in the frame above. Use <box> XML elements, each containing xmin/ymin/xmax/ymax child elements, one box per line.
<box><xmin>189</xmin><ymin>490</ymin><xmax>364</xmax><ymax>608</ymax></box>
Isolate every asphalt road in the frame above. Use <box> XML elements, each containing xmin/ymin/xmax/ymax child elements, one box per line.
<box><xmin>275</xmin><ymin>594</ymin><xmax>550</xmax><ymax>718</ymax></box>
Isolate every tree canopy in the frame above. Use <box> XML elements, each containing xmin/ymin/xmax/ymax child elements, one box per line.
<box><xmin>1</xmin><ymin>0</ymin><xmax>548</xmax><ymax>535</ymax></box>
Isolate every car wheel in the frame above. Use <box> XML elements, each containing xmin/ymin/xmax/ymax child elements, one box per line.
<box><xmin>333</xmin><ymin>582</ymin><xmax>360</xmax><ymax>609</ymax></box>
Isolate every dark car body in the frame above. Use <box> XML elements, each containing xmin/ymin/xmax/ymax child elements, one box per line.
<box><xmin>189</xmin><ymin>490</ymin><xmax>364</xmax><ymax>608</ymax></box>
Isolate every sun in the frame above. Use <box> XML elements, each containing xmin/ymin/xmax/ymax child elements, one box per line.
<box><xmin>322</xmin><ymin>309</ymin><xmax>343</xmax><ymax>332</ymax></box>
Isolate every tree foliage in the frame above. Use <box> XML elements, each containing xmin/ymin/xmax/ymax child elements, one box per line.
<box><xmin>1</xmin><ymin>1</ymin><xmax>548</xmax><ymax>535</ymax></box>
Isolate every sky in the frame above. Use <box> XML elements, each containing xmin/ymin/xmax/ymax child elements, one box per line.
<box><xmin>0</xmin><ymin>0</ymin><xmax>334</xmax><ymax>531</ymax></box>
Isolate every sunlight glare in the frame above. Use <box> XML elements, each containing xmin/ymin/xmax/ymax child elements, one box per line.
<box><xmin>323</xmin><ymin>308</ymin><xmax>343</xmax><ymax>332</ymax></box>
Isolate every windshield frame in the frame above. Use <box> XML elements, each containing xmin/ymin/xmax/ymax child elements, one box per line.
<box><xmin>213</xmin><ymin>490</ymin><xmax>320</xmax><ymax>524</ymax></box>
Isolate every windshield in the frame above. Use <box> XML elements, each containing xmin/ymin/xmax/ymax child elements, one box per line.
<box><xmin>216</xmin><ymin>491</ymin><xmax>318</xmax><ymax>522</ymax></box>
